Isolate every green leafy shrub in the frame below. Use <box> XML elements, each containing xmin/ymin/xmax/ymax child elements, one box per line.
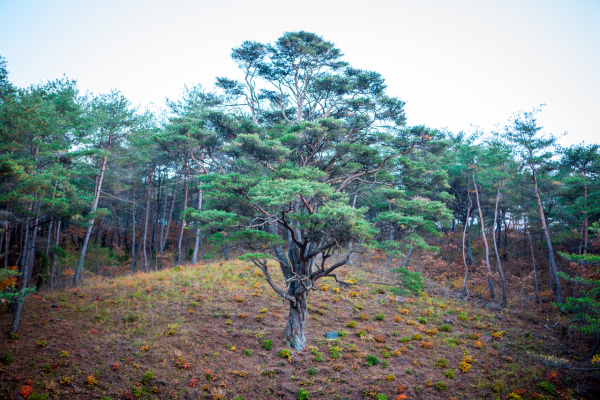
<box><xmin>435</xmin><ymin>381</ymin><xmax>448</xmax><ymax>391</ymax></box>
<box><xmin>141</xmin><ymin>369</ymin><xmax>154</xmax><ymax>384</ymax></box>
<box><xmin>0</xmin><ymin>353</ymin><xmax>12</xmax><ymax>364</ymax></box>
<box><xmin>262</xmin><ymin>339</ymin><xmax>272</xmax><ymax>350</ymax></box>
<box><xmin>374</xmin><ymin>313</ymin><xmax>385</xmax><ymax>321</ymax></box>
<box><xmin>279</xmin><ymin>349</ymin><xmax>291</xmax><ymax>358</ymax></box>
<box><xmin>390</xmin><ymin>268</ymin><xmax>425</xmax><ymax>296</ymax></box>
<box><xmin>366</xmin><ymin>354</ymin><xmax>380</xmax><ymax>366</ymax></box>
<box><xmin>538</xmin><ymin>381</ymin><xmax>556</xmax><ymax>394</ymax></box>
<box><xmin>434</xmin><ymin>358</ymin><xmax>448</xmax><ymax>368</ymax></box>
<box><xmin>439</xmin><ymin>324</ymin><xmax>452</xmax><ymax>332</ymax></box>
<box><xmin>298</xmin><ymin>388</ymin><xmax>309</xmax><ymax>400</ymax></box>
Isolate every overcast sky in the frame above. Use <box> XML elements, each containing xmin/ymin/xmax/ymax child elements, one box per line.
<box><xmin>1</xmin><ymin>0</ymin><xmax>598</xmax><ymax>146</ymax></box>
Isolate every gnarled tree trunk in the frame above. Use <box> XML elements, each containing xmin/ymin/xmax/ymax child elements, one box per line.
<box><xmin>285</xmin><ymin>291</ymin><xmax>308</xmax><ymax>351</ymax></box>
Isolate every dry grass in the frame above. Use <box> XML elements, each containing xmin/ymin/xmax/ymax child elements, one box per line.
<box><xmin>0</xmin><ymin>259</ymin><xmax>596</xmax><ymax>399</ymax></box>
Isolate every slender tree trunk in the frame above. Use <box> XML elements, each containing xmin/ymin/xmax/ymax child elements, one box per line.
<box><xmin>531</xmin><ymin>165</ymin><xmax>562</xmax><ymax>303</ymax></box>
<box><xmin>74</xmin><ymin>138</ymin><xmax>112</xmax><ymax>285</ymax></box>
<box><xmin>142</xmin><ymin>166</ymin><xmax>152</xmax><ymax>272</ymax></box>
<box><xmin>462</xmin><ymin>175</ymin><xmax>473</xmax><ymax>291</ymax></box>
<box><xmin>473</xmin><ymin>171</ymin><xmax>495</xmax><ymax>300</ymax></box>
<box><xmin>4</xmin><ymin>221</ymin><xmax>9</xmax><ymax>268</ymax></box>
<box><xmin>50</xmin><ymin>220</ymin><xmax>61</xmax><ymax>289</ymax></box>
<box><xmin>492</xmin><ymin>180</ymin><xmax>507</xmax><ymax>306</ymax></box>
<box><xmin>130</xmin><ymin>179</ymin><xmax>136</xmax><ymax>272</ymax></box>
<box><xmin>400</xmin><ymin>247</ymin><xmax>413</xmax><ymax>268</ymax></box>
<box><xmin>12</xmin><ymin>206</ymin><xmax>39</xmax><ymax>333</ymax></box>
<box><xmin>177</xmin><ymin>164</ymin><xmax>189</xmax><ymax>266</ymax></box>
<box><xmin>161</xmin><ymin>173</ymin><xmax>180</xmax><ymax>255</ymax></box>
<box><xmin>285</xmin><ymin>291</ymin><xmax>308</xmax><ymax>351</ymax></box>
<box><xmin>191</xmin><ymin>187</ymin><xmax>203</xmax><ymax>265</ymax></box>
<box><xmin>466</xmin><ymin>227</ymin><xmax>476</xmax><ymax>266</ymax></box>
<box><xmin>524</xmin><ymin>217</ymin><xmax>539</xmax><ymax>303</ymax></box>
<box><xmin>583</xmin><ymin>170</ymin><xmax>588</xmax><ymax>254</ymax></box>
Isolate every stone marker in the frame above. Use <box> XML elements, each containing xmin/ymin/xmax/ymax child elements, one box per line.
<box><xmin>326</xmin><ymin>332</ymin><xmax>338</xmax><ymax>340</ymax></box>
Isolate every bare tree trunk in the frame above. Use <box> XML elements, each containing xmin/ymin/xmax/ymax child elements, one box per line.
<box><xmin>524</xmin><ymin>218</ymin><xmax>539</xmax><ymax>303</ymax></box>
<box><xmin>285</xmin><ymin>291</ymin><xmax>308</xmax><ymax>351</ymax></box>
<box><xmin>400</xmin><ymin>247</ymin><xmax>413</xmax><ymax>268</ymax></box>
<box><xmin>177</xmin><ymin>164</ymin><xmax>189</xmax><ymax>266</ymax></box>
<box><xmin>473</xmin><ymin>171</ymin><xmax>495</xmax><ymax>300</ymax></box>
<box><xmin>161</xmin><ymin>173</ymin><xmax>180</xmax><ymax>255</ymax></box>
<box><xmin>583</xmin><ymin>169</ymin><xmax>588</xmax><ymax>254</ymax></box>
<box><xmin>191</xmin><ymin>187</ymin><xmax>203</xmax><ymax>265</ymax></box>
<box><xmin>462</xmin><ymin>174</ymin><xmax>473</xmax><ymax>292</ymax></box>
<box><xmin>74</xmin><ymin>138</ymin><xmax>112</xmax><ymax>285</ymax></box>
<box><xmin>4</xmin><ymin>221</ymin><xmax>9</xmax><ymax>268</ymax></box>
<box><xmin>12</xmin><ymin>208</ymin><xmax>39</xmax><ymax>333</ymax></box>
<box><xmin>531</xmin><ymin>165</ymin><xmax>562</xmax><ymax>303</ymax></box>
<box><xmin>50</xmin><ymin>220</ymin><xmax>61</xmax><ymax>289</ymax></box>
<box><xmin>142</xmin><ymin>166</ymin><xmax>152</xmax><ymax>272</ymax></box>
<box><xmin>492</xmin><ymin>180</ymin><xmax>507</xmax><ymax>306</ymax></box>
<box><xmin>130</xmin><ymin>179</ymin><xmax>136</xmax><ymax>272</ymax></box>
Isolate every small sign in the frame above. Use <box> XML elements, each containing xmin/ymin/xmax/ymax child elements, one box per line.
<box><xmin>326</xmin><ymin>332</ymin><xmax>338</xmax><ymax>340</ymax></box>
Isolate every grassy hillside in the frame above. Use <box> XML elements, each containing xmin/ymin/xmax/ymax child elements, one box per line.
<box><xmin>0</xmin><ymin>260</ymin><xmax>597</xmax><ymax>400</ymax></box>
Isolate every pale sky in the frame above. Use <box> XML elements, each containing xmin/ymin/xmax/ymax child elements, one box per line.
<box><xmin>1</xmin><ymin>0</ymin><xmax>599</xmax><ymax>146</ymax></box>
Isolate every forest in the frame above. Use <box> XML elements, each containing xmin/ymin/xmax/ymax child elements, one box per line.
<box><xmin>1</xmin><ymin>31</ymin><xmax>599</xmax><ymax>399</ymax></box>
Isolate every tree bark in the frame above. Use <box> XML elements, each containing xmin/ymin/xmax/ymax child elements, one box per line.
<box><xmin>176</xmin><ymin>164</ymin><xmax>189</xmax><ymax>266</ymax></box>
<box><xmin>130</xmin><ymin>178</ymin><xmax>136</xmax><ymax>272</ymax></box>
<box><xmin>50</xmin><ymin>220</ymin><xmax>61</xmax><ymax>289</ymax></box>
<box><xmin>191</xmin><ymin>187</ymin><xmax>203</xmax><ymax>265</ymax></box>
<box><xmin>583</xmin><ymin>169</ymin><xmax>588</xmax><ymax>254</ymax></box>
<box><xmin>492</xmin><ymin>180</ymin><xmax>507</xmax><ymax>306</ymax></box>
<box><xmin>285</xmin><ymin>291</ymin><xmax>308</xmax><ymax>351</ymax></box>
<box><xmin>161</xmin><ymin>173</ymin><xmax>180</xmax><ymax>255</ymax></box>
<box><xmin>142</xmin><ymin>166</ymin><xmax>152</xmax><ymax>272</ymax></box>
<box><xmin>473</xmin><ymin>171</ymin><xmax>495</xmax><ymax>301</ymax></box>
<box><xmin>531</xmin><ymin>164</ymin><xmax>562</xmax><ymax>303</ymax></box>
<box><xmin>462</xmin><ymin>174</ymin><xmax>473</xmax><ymax>292</ymax></box>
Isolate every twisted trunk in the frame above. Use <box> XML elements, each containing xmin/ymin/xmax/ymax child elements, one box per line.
<box><xmin>285</xmin><ymin>291</ymin><xmax>308</xmax><ymax>351</ymax></box>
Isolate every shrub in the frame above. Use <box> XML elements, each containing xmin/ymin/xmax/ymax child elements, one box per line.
<box><xmin>141</xmin><ymin>369</ymin><xmax>154</xmax><ymax>384</ymax></box>
<box><xmin>279</xmin><ymin>349</ymin><xmax>291</xmax><ymax>358</ymax></box>
<box><xmin>338</xmin><ymin>330</ymin><xmax>348</xmax><ymax>337</ymax></box>
<box><xmin>418</xmin><ymin>317</ymin><xmax>427</xmax><ymax>324</ymax></box>
<box><xmin>0</xmin><ymin>354</ymin><xmax>12</xmax><ymax>365</ymax></box>
<box><xmin>346</xmin><ymin>320</ymin><xmax>357</xmax><ymax>328</ymax></box>
<box><xmin>390</xmin><ymin>268</ymin><xmax>425</xmax><ymax>295</ymax></box>
<box><xmin>434</xmin><ymin>358</ymin><xmax>448</xmax><ymax>368</ymax></box>
<box><xmin>244</xmin><ymin>348</ymin><xmax>253</xmax><ymax>356</ymax></box>
<box><xmin>374</xmin><ymin>313</ymin><xmax>385</xmax><ymax>321</ymax></box>
<box><xmin>307</xmin><ymin>366</ymin><xmax>318</xmax><ymax>376</ymax></box>
<box><xmin>412</xmin><ymin>333</ymin><xmax>422</xmax><ymax>340</ymax></box>
<box><xmin>375</xmin><ymin>394</ymin><xmax>387</xmax><ymax>400</ymax></box>
<box><xmin>538</xmin><ymin>381</ymin><xmax>556</xmax><ymax>395</ymax></box>
<box><xmin>439</xmin><ymin>324</ymin><xmax>451</xmax><ymax>332</ymax></box>
<box><xmin>399</xmin><ymin>336</ymin><xmax>411</xmax><ymax>343</ymax></box>
<box><xmin>445</xmin><ymin>369</ymin><xmax>455</xmax><ymax>379</ymax></box>
<box><xmin>366</xmin><ymin>354</ymin><xmax>380</xmax><ymax>366</ymax></box>
<box><xmin>298</xmin><ymin>388</ymin><xmax>309</xmax><ymax>400</ymax></box>
<box><xmin>435</xmin><ymin>381</ymin><xmax>448</xmax><ymax>391</ymax></box>
<box><xmin>262</xmin><ymin>339</ymin><xmax>272</xmax><ymax>350</ymax></box>
<box><xmin>330</xmin><ymin>346</ymin><xmax>342</xmax><ymax>359</ymax></box>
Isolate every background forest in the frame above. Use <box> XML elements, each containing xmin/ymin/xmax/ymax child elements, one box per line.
<box><xmin>1</xmin><ymin>32</ymin><xmax>599</xmax><ymax>358</ymax></box>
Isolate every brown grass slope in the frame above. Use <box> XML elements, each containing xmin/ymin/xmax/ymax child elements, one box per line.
<box><xmin>0</xmin><ymin>260</ymin><xmax>598</xmax><ymax>400</ymax></box>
